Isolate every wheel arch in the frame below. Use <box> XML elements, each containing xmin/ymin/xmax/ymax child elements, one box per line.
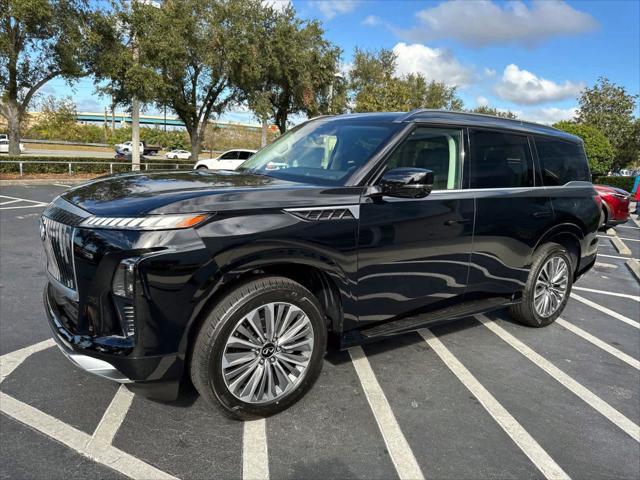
<box><xmin>534</xmin><ymin>223</ymin><xmax>583</xmax><ymax>277</ymax></box>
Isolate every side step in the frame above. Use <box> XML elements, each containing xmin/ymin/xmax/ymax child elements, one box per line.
<box><xmin>360</xmin><ymin>297</ymin><xmax>512</xmax><ymax>339</ymax></box>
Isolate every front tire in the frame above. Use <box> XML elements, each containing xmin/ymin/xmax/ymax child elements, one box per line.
<box><xmin>509</xmin><ymin>243</ymin><xmax>573</xmax><ymax>327</ymax></box>
<box><xmin>190</xmin><ymin>277</ymin><xmax>327</xmax><ymax>419</ymax></box>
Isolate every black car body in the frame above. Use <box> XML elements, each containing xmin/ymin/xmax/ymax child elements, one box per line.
<box><xmin>42</xmin><ymin>111</ymin><xmax>600</xmax><ymax>415</ymax></box>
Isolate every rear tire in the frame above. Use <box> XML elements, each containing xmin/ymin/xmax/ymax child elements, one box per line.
<box><xmin>196</xmin><ymin>165</ymin><xmax>208</xmax><ymax>170</ymax></box>
<box><xmin>190</xmin><ymin>276</ymin><xmax>327</xmax><ymax>419</ymax></box>
<box><xmin>509</xmin><ymin>243</ymin><xmax>573</xmax><ymax>327</ymax></box>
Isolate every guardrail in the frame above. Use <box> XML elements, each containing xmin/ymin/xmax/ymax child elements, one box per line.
<box><xmin>0</xmin><ymin>160</ymin><xmax>194</xmax><ymax>176</ymax></box>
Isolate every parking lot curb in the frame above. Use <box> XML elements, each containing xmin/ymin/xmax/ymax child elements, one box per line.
<box><xmin>610</xmin><ymin>235</ymin><xmax>632</xmax><ymax>256</ymax></box>
<box><xmin>626</xmin><ymin>259</ymin><xmax>640</xmax><ymax>284</ymax></box>
<box><xmin>0</xmin><ymin>179</ymin><xmax>88</xmax><ymax>186</ymax></box>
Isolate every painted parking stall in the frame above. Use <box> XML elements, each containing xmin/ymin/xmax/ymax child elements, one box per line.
<box><xmin>1</xmin><ymin>185</ymin><xmax>639</xmax><ymax>479</ymax></box>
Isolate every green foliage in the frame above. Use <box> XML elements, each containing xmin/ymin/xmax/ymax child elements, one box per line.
<box><xmin>0</xmin><ymin>156</ymin><xmax>192</xmax><ymax>175</ymax></box>
<box><xmin>617</xmin><ymin>118</ymin><xmax>640</xmax><ymax>169</ymax></box>
<box><xmin>468</xmin><ymin>106</ymin><xmax>518</xmax><ymax>119</ymax></box>
<box><xmin>235</xmin><ymin>3</ymin><xmax>343</xmax><ymax>133</ymax></box>
<box><xmin>592</xmin><ymin>176</ymin><xmax>636</xmax><ymax>192</ymax></box>
<box><xmin>553</xmin><ymin>121</ymin><xmax>615</xmax><ymax>176</ymax></box>
<box><xmin>0</xmin><ymin>0</ymin><xmax>89</xmax><ymax>154</ymax></box>
<box><xmin>348</xmin><ymin>48</ymin><xmax>463</xmax><ymax>113</ymax></box>
<box><xmin>577</xmin><ymin>77</ymin><xmax>638</xmax><ymax>165</ymax></box>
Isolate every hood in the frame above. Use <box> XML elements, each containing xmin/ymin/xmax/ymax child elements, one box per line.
<box><xmin>62</xmin><ymin>170</ymin><xmax>360</xmax><ymax>216</ymax></box>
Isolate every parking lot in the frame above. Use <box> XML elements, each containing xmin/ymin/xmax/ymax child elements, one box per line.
<box><xmin>1</xmin><ymin>182</ymin><xmax>639</xmax><ymax>480</ymax></box>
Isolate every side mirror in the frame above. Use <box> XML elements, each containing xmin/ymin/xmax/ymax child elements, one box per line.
<box><xmin>380</xmin><ymin>168</ymin><xmax>434</xmax><ymax>199</ymax></box>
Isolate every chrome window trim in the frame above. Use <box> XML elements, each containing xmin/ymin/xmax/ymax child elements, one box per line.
<box><xmin>285</xmin><ymin>205</ymin><xmax>360</xmax><ymax>219</ymax></box>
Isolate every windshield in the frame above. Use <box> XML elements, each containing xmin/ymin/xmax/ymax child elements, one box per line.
<box><xmin>237</xmin><ymin>119</ymin><xmax>401</xmax><ymax>185</ymax></box>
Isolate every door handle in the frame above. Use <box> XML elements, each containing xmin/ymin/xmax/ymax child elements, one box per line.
<box><xmin>531</xmin><ymin>210</ymin><xmax>552</xmax><ymax>219</ymax></box>
<box><xmin>444</xmin><ymin>219</ymin><xmax>472</xmax><ymax>226</ymax></box>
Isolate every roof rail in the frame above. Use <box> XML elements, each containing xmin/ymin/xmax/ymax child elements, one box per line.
<box><xmin>393</xmin><ymin>108</ymin><xmax>430</xmax><ymax>123</ymax></box>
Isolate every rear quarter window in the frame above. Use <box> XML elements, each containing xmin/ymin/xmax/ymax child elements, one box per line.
<box><xmin>534</xmin><ymin>136</ymin><xmax>591</xmax><ymax>185</ymax></box>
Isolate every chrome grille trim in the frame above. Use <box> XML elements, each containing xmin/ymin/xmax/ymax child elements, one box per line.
<box><xmin>42</xmin><ymin>217</ymin><xmax>77</xmax><ymax>291</ymax></box>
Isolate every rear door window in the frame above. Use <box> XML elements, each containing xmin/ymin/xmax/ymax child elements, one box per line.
<box><xmin>534</xmin><ymin>136</ymin><xmax>590</xmax><ymax>185</ymax></box>
<box><xmin>220</xmin><ymin>151</ymin><xmax>239</xmax><ymax>160</ymax></box>
<box><xmin>470</xmin><ymin>130</ymin><xmax>534</xmax><ymax>189</ymax></box>
<box><xmin>386</xmin><ymin>127</ymin><xmax>463</xmax><ymax>190</ymax></box>
<box><xmin>238</xmin><ymin>151</ymin><xmax>253</xmax><ymax>160</ymax></box>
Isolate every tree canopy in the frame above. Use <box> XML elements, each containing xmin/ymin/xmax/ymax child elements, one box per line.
<box><xmin>468</xmin><ymin>105</ymin><xmax>517</xmax><ymax>119</ymax></box>
<box><xmin>576</xmin><ymin>76</ymin><xmax>638</xmax><ymax>165</ymax></box>
<box><xmin>553</xmin><ymin>121</ymin><xmax>615</xmax><ymax>176</ymax></box>
<box><xmin>348</xmin><ymin>48</ymin><xmax>464</xmax><ymax>113</ymax></box>
<box><xmin>0</xmin><ymin>0</ymin><xmax>89</xmax><ymax>154</ymax></box>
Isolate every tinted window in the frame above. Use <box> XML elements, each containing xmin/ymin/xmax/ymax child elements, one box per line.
<box><xmin>535</xmin><ymin>137</ymin><xmax>590</xmax><ymax>185</ymax></box>
<box><xmin>220</xmin><ymin>151</ymin><xmax>239</xmax><ymax>160</ymax></box>
<box><xmin>470</xmin><ymin>130</ymin><xmax>534</xmax><ymax>189</ymax></box>
<box><xmin>386</xmin><ymin>127</ymin><xmax>463</xmax><ymax>190</ymax></box>
<box><xmin>238</xmin><ymin>151</ymin><xmax>253</xmax><ymax>160</ymax></box>
<box><xmin>238</xmin><ymin>119</ymin><xmax>401</xmax><ymax>186</ymax></box>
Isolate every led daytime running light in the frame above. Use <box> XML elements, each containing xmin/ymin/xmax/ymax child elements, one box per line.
<box><xmin>81</xmin><ymin>214</ymin><xmax>208</xmax><ymax>230</ymax></box>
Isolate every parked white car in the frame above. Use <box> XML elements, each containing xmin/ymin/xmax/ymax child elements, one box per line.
<box><xmin>194</xmin><ymin>149</ymin><xmax>256</xmax><ymax>170</ymax></box>
<box><xmin>0</xmin><ymin>139</ymin><xmax>25</xmax><ymax>153</ymax></box>
<box><xmin>166</xmin><ymin>149</ymin><xmax>192</xmax><ymax>160</ymax></box>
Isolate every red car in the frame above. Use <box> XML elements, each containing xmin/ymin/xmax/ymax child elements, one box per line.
<box><xmin>594</xmin><ymin>184</ymin><xmax>631</xmax><ymax>227</ymax></box>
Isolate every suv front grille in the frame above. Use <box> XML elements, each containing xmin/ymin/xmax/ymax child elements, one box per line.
<box><xmin>42</xmin><ymin>217</ymin><xmax>76</xmax><ymax>290</ymax></box>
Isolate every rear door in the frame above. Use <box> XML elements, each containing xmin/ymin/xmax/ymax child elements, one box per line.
<box><xmin>467</xmin><ymin>129</ymin><xmax>555</xmax><ymax>296</ymax></box>
<box><xmin>356</xmin><ymin>125</ymin><xmax>474</xmax><ymax>325</ymax></box>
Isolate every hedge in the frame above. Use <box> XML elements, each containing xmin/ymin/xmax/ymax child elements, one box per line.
<box><xmin>0</xmin><ymin>156</ymin><xmax>194</xmax><ymax>175</ymax></box>
<box><xmin>592</xmin><ymin>175</ymin><xmax>636</xmax><ymax>193</ymax></box>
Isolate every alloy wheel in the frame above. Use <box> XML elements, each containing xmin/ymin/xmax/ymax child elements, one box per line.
<box><xmin>221</xmin><ymin>302</ymin><xmax>314</xmax><ymax>404</ymax></box>
<box><xmin>534</xmin><ymin>256</ymin><xmax>569</xmax><ymax>318</ymax></box>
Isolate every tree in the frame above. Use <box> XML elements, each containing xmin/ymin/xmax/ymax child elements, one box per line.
<box><xmin>553</xmin><ymin>121</ymin><xmax>615</xmax><ymax>176</ymax></box>
<box><xmin>349</xmin><ymin>48</ymin><xmax>464</xmax><ymax>112</ymax></box>
<box><xmin>469</xmin><ymin>105</ymin><xmax>517</xmax><ymax>119</ymax></box>
<box><xmin>617</xmin><ymin>118</ymin><xmax>639</xmax><ymax>169</ymax></box>
<box><xmin>0</xmin><ymin>0</ymin><xmax>88</xmax><ymax>155</ymax></box>
<box><xmin>236</xmin><ymin>4</ymin><xmax>342</xmax><ymax>134</ymax></box>
<box><xmin>576</xmin><ymin>77</ymin><xmax>638</xmax><ymax>159</ymax></box>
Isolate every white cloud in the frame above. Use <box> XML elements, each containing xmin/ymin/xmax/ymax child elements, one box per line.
<box><xmin>476</xmin><ymin>96</ymin><xmax>490</xmax><ymax>107</ymax></box>
<box><xmin>400</xmin><ymin>0</ymin><xmax>597</xmax><ymax>47</ymax></box>
<box><xmin>261</xmin><ymin>0</ymin><xmax>291</xmax><ymax>12</ymax></box>
<box><xmin>310</xmin><ymin>0</ymin><xmax>358</xmax><ymax>20</ymax></box>
<box><xmin>494</xmin><ymin>64</ymin><xmax>583</xmax><ymax>105</ymax></box>
<box><xmin>362</xmin><ymin>14</ymin><xmax>381</xmax><ymax>26</ymax></box>
<box><xmin>516</xmin><ymin>107</ymin><xmax>578</xmax><ymax>125</ymax></box>
<box><xmin>483</xmin><ymin>68</ymin><xmax>496</xmax><ymax>78</ymax></box>
<box><xmin>392</xmin><ymin>42</ymin><xmax>474</xmax><ymax>87</ymax></box>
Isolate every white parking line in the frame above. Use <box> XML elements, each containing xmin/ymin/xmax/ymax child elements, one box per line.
<box><xmin>572</xmin><ymin>287</ymin><xmax>640</xmax><ymax>302</ymax></box>
<box><xmin>632</xmin><ymin>215</ymin><xmax>640</xmax><ymax>228</ymax></box>
<box><xmin>0</xmin><ymin>339</ymin><xmax>55</xmax><ymax>383</ymax></box>
<box><xmin>349</xmin><ymin>346</ymin><xmax>425</xmax><ymax>480</ymax></box>
<box><xmin>53</xmin><ymin>183</ymin><xmax>72</xmax><ymax>188</ymax></box>
<box><xmin>598</xmin><ymin>254</ymin><xmax>638</xmax><ymax>261</ymax></box>
<box><xmin>0</xmin><ymin>204</ymin><xmax>47</xmax><ymax>210</ymax></box>
<box><xmin>598</xmin><ymin>235</ymin><xmax>640</xmax><ymax>243</ymax></box>
<box><xmin>477</xmin><ymin>315</ymin><xmax>640</xmax><ymax>442</ymax></box>
<box><xmin>243</xmin><ymin>419</ymin><xmax>269</xmax><ymax>480</ymax></box>
<box><xmin>0</xmin><ymin>199</ymin><xmax>21</xmax><ymax>206</ymax></box>
<box><xmin>0</xmin><ymin>392</ymin><xmax>179</xmax><ymax>479</ymax></box>
<box><xmin>0</xmin><ymin>194</ymin><xmax>47</xmax><ymax>207</ymax></box>
<box><xmin>570</xmin><ymin>294</ymin><xmax>640</xmax><ymax>329</ymax></box>
<box><xmin>617</xmin><ymin>225</ymin><xmax>640</xmax><ymax>230</ymax></box>
<box><xmin>419</xmin><ymin>329</ymin><xmax>570</xmax><ymax>480</ymax></box>
<box><xmin>87</xmin><ymin>385</ymin><xmax>135</xmax><ymax>451</ymax></box>
<box><xmin>556</xmin><ymin>319</ymin><xmax>640</xmax><ymax>370</ymax></box>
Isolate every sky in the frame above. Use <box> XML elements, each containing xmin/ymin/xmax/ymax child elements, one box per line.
<box><xmin>41</xmin><ymin>0</ymin><xmax>640</xmax><ymax>126</ymax></box>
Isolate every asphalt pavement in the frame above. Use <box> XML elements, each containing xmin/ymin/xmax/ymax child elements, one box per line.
<box><xmin>1</xmin><ymin>183</ymin><xmax>639</xmax><ymax>480</ymax></box>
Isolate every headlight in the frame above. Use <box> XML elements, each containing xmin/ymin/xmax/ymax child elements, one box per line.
<box><xmin>80</xmin><ymin>213</ymin><xmax>209</xmax><ymax>230</ymax></box>
<box><xmin>611</xmin><ymin>193</ymin><xmax>628</xmax><ymax>200</ymax></box>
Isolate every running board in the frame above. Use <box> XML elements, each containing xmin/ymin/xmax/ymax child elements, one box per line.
<box><xmin>360</xmin><ymin>297</ymin><xmax>512</xmax><ymax>339</ymax></box>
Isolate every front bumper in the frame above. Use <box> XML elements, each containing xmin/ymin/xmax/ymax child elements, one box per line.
<box><xmin>45</xmin><ymin>283</ymin><xmax>182</xmax><ymax>399</ymax></box>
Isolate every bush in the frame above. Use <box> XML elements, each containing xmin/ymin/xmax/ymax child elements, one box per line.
<box><xmin>592</xmin><ymin>175</ymin><xmax>636</xmax><ymax>192</ymax></box>
<box><xmin>0</xmin><ymin>156</ymin><xmax>193</xmax><ymax>175</ymax></box>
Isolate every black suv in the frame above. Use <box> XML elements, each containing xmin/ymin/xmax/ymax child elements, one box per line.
<box><xmin>42</xmin><ymin>111</ymin><xmax>600</xmax><ymax>418</ymax></box>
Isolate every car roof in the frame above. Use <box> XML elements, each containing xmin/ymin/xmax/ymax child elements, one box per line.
<box><xmin>323</xmin><ymin>110</ymin><xmax>581</xmax><ymax>144</ymax></box>
<box><xmin>224</xmin><ymin>149</ymin><xmax>257</xmax><ymax>153</ymax></box>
